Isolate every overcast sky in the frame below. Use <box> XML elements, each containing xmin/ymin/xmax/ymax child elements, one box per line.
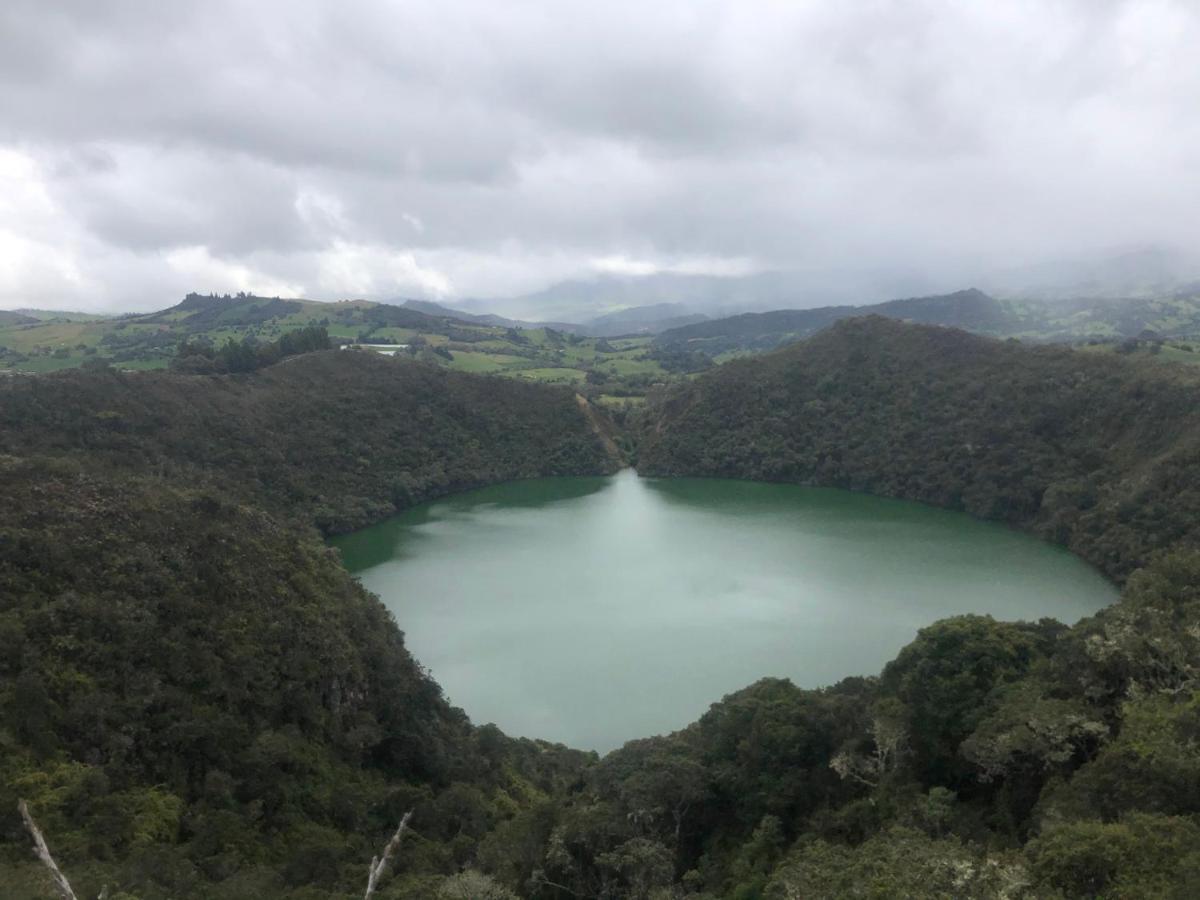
<box><xmin>2</xmin><ymin>0</ymin><xmax>1198</xmax><ymax>312</ymax></box>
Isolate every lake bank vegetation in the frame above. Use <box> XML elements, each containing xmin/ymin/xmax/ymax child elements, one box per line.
<box><xmin>3</xmin><ymin>321</ymin><xmax>1200</xmax><ymax>897</ymax></box>
<box><xmin>642</xmin><ymin>316</ymin><xmax>1200</xmax><ymax>583</ymax></box>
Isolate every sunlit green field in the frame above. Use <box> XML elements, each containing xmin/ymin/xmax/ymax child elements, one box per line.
<box><xmin>446</xmin><ymin>352</ymin><xmax>532</xmax><ymax>374</ymax></box>
<box><xmin>514</xmin><ymin>367</ymin><xmax>588</xmax><ymax>384</ymax></box>
<box><xmin>1078</xmin><ymin>340</ymin><xmax>1200</xmax><ymax>366</ymax></box>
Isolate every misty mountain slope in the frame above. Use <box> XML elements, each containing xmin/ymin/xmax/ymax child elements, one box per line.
<box><xmin>654</xmin><ymin>285</ymin><xmax>1200</xmax><ymax>357</ymax></box>
<box><xmin>580</xmin><ymin>302</ymin><xmax>709</xmax><ymax>336</ymax></box>
<box><xmin>470</xmin><ymin>269</ymin><xmax>958</xmax><ymax>324</ymax></box>
<box><xmin>0</xmin><ymin>310</ymin><xmax>38</xmax><ymax>326</ymax></box>
<box><xmin>401</xmin><ymin>297</ymin><xmax>518</xmax><ymax>325</ymax></box>
<box><xmin>406</xmin><ymin>297</ymin><xmax>709</xmax><ymax>337</ymax></box>
<box><xmin>653</xmin><ymin>288</ymin><xmax>1035</xmax><ymax>354</ymax></box>
<box><xmin>641</xmin><ymin>316</ymin><xmax>1200</xmax><ymax>580</ymax></box>
<box><xmin>983</xmin><ymin>245</ymin><xmax>1200</xmax><ymax>300</ymax></box>
<box><xmin>400</xmin><ymin>298</ymin><xmax>582</xmax><ymax>332</ymax></box>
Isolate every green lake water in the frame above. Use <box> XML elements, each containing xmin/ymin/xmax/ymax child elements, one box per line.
<box><xmin>333</xmin><ymin>470</ymin><xmax>1117</xmax><ymax>752</ymax></box>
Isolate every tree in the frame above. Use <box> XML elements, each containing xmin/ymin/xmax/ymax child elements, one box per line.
<box><xmin>438</xmin><ymin>870</ymin><xmax>518</xmax><ymax>899</ymax></box>
<box><xmin>764</xmin><ymin>827</ymin><xmax>1029</xmax><ymax>900</ymax></box>
<box><xmin>830</xmin><ymin>698</ymin><xmax>909</xmax><ymax>788</ymax></box>
<box><xmin>1038</xmin><ymin>693</ymin><xmax>1200</xmax><ymax>823</ymax></box>
<box><xmin>960</xmin><ymin>682</ymin><xmax>1108</xmax><ymax>784</ymax></box>
<box><xmin>1027</xmin><ymin>814</ymin><xmax>1200</xmax><ymax>899</ymax></box>
<box><xmin>618</xmin><ymin>749</ymin><xmax>708</xmax><ymax>850</ymax></box>
<box><xmin>880</xmin><ymin>616</ymin><xmax>1058</xmax><ymax>787</ymax></box>
<box><xmin>596</xmin><ymin>837</ymin><xmax>673</xmax><ymax>900</ymax></box>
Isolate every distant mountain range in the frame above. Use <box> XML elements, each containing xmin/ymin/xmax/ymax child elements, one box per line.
<box><xmin>653</xmin><ymin>287</ymin><xmax>1200</xmax><ymax>355</ymax></box>
<box><xmin>653</xmin><ymin>289</ymin><xmax>1026</xmax><ymax>354</ymax></box>
<box><xmin>401</xmin><ymin>298</ymin><xmax>709</xmax><ymax>337</ymax></box>
<box><xmin>980</xmin><ymin>245</ymin><xmax>1200</xmax><ymax>300</ymax></box>
<box><xmin>461</xmin><ymin>269</ymin><xmax>950</xmax><ymax>324</ymax></box>
<box><xmin>0</xmin><ymin>310</ymin><xmax>38</xmax><ymax>326</ymax></box>
<box><xmin>415</xmin><ymin>280</ymin><xmax>1200</xmax><ymax>358</ymax></box>
<box><xmin>9</xmin><ymin>279</ymin><xmax>1200</xmax><ymax>376</ymax></box>
<box><xmin>399</xmin><ymin>299</ymin><xmax>582</xmax><ymax>333</ymax></box>
<box><xmin>452</xmin><ymin>245</ymin><xmax>1199</xmax><ymax>323</ymax></box>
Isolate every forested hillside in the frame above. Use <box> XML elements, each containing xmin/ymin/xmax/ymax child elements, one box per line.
<box><xmin>5</xmin><ymin>326</ymin><xmax>1200</xmax><ymax>898</ymax></box>
<box><xmin>552</xmin><ymin>317</ymin><xmax>1200</xmax><ymax>897</ymax></box>
<box><xmin>0</xmin><ymin>350</ymin><xmax>620</xmax><ymax>532</ymax></box>
<box><xmin>643</xmin><ymin>316</ymin><xmax>1200</xmax><ymax>582</ymax></box>
<box><xmin>0</xmin><ymin>353</ymin><xmax>617</xmax><ymax>898</ymax></box>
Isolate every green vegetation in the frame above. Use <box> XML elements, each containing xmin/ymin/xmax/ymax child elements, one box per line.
<box><xmin>0</xmin><ymin>352</ymin><xmax>619</xmax><ymax>897</ymax></box>
<box><xmin>0</xmin><ymin>294</ymin><xmax>680</xmax><ymax>401</ymax></box>
<box><xmin>653</xmin><ymin>286</ymin><xmax>1200</xmax><ymax>362</ymax></box>
<box><xmin>4</xmin><ymin>318</ymin><xmax>1200</xmax><ymax>896</ymax></box>
<box><xmin>642</xmin><ymin>316</ymin><xmax>1200</xmax><ymax>581</ymax></box>
<box><xmin>11</xmin><ymin>288</ymin><xmax>1200</xmax><ymax>392</ymax></box>
<box><xmin>173</xmin><ymin>324</ymin><xmax>332</xmax><ymax>374</ymax></box>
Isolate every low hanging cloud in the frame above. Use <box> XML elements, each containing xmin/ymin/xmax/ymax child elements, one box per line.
<box><xmin>2</xmin><ymin>0</ymin><xmax>1199</xmax><ymax>312</ymax></box>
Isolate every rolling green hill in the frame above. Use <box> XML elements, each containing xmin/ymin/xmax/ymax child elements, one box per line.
<box><xmin>0</xmin><ymin>311</ymin><xmax>39</xmax><ymax>327</ymax></box>
<box><xmin>0</xmin><ymin>294</ymin><xmax>677</xmax><ymax>395</ymax></box>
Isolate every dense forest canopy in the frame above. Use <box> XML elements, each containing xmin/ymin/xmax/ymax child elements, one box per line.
<box><xmin>643</xmin><ymin>316</ymin><xmax>1200</xmax><ymax>583</ymax></box>
<box><xmin>2</xmin><ymin>321</ymin><xmax>1199</xmax><ymax>898</ymax></box>
<box><xmin>0</xmin><ymin>352</ymin><xmax>618</xmax><ymax>898</ymax></box>
<box><xmin>0</xmin><ymin>350</ymin><xmax>620</xmax><ymax>533</ymax></box>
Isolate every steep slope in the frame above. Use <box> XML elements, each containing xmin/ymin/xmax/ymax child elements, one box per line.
<box><xmin>522</xmin><ymin>319</ymin><xmax>1200</xmax><ymax>898</ymax></box>
<box><xmin>642</xmin><ymin>316</ymin><xmax>1200</xmax><ymax>580</ymax></box>
<box><xmin>0</xmin><ymin>350</ymin><xmax>619</xmax><ymax>532</ymax></box>
<box><xmin>0</xmin><ymin>354</ymin><xmax>616</xmax><ymax>898</ymax></box>
<box><xmin>7</xmin><ymin>324</ymin><xmax>1200</xmax><ymax>897</ymax></box>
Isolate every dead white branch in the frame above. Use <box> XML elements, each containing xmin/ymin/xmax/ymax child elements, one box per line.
<box><xmin>363</xmin><ymin>809</ymin><xmax>413</xmax><ymax>899</ymax></box>
<box><xmin>18</xmin><ymin>799</ymin><xmax>79</xmax><ymax>900</ymax></box>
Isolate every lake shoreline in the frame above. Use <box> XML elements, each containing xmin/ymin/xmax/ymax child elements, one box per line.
<box><xmin>333</xmin><ymin>473</ymin><xmax>1117</xmax><ymax>753</ymax></box>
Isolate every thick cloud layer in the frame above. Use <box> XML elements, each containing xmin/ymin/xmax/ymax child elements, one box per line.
<box><xmin>2</xmin><ymin>0</ymin><xmax>1198</xmax><ymax>311</ymax></box>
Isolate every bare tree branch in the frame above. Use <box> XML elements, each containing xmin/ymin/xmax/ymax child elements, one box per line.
<box><xmin>530</xmin><ymin>871</ymin><xmax>596</xmax><ymax>899</ymax></box>
<box><xmin>363</xmin><ymin>809</ymin><xmax>413</xmax><ymax>900</ymax></box>
<box><xmin>18</xmin><ymin>799</ymin><xmax>79</xmax><ymax>900</ymax></box>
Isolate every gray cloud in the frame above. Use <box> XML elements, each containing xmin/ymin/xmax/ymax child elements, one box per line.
<box><xmin>1</xmin><ymin>0</ymin><xmax>1198</xmax><ymax>311</ymax></box>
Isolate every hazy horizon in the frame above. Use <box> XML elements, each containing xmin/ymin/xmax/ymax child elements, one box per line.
<box><xmin>3</xmin><ymin>1</ymin><xmax>1200</xmax><ymax>313</ymax></box>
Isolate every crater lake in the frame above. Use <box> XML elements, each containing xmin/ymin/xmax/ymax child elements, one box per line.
<box><xmin>333</xmin><ymin>470</ymin><xmax>1117</xmax><ymax>752</ymax></box>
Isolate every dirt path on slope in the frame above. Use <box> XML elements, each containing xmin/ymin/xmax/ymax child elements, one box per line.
<box><xmin>575</xmin><ymin>393</ymin><xmax>626</xmax><ymax>468</ymax></box>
